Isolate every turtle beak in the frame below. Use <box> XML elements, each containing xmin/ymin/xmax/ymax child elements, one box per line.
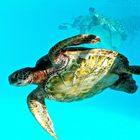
<box><xmin>8</xmin><ymin>74</ymin><xmax>16</xmax><ymax>85</ymax></box>
<box><xmin>8</xmin><ymin>74</ymin><xmax>20</xmax><ymax>86</ymax></box>
<box><xmin>8</xmin><ymin>72</ymin><xmax>24</xmax><ymax>86</ymax></box>
<box><xmin>8</xmin><ymin>75</ymin><xmax>26</xmax><ymax>86</ymax></box>
<box><xmin>8</xmin><ymin>67</ymin><xmax>33</xmax><ymax>86</ymax></box>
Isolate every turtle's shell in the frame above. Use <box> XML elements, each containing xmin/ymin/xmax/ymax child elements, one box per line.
<box><xmin>44</xmin><ymin>48</ymin><xmax>123</xmax><ymax>102</ymax></box>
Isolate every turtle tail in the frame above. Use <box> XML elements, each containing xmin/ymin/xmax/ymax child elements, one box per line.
<box><xmin>125</xmin><ymin>65</ymin><xmax>140</xmax><ymax>75</ymax></box>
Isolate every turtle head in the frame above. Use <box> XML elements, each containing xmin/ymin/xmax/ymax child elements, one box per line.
<box><xmin>9</xmin><ymin>67</ymin><xmax>34</xmax><ymax>86</ymax></box>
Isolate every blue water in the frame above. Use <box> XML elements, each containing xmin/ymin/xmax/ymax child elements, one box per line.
<box><xmin>1</xmin><ymin>0</ymin><xmax>140</xmax><ymax>140</ymax></box>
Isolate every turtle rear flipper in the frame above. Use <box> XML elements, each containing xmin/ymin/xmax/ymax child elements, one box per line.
<box><xmin>125</xmin><ymin>66</ymin><xmax>140</xmax><ymax>75</ymax></box>
<box><xmin>110</xmin><ymin>73</ymin><xmax>138</xmax><ymax>93</ymax></box>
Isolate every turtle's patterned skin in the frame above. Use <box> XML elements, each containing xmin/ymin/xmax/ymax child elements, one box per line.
<box><xmin>9</xmin><ymin>34</ymin><xmax>140</xmax><ymax>139</ymax></box>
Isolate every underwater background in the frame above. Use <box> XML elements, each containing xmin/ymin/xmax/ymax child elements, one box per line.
<box><xmin>1</xmin><ymin>0</ymin><xmax>140</xmax><ymax>140</ymax></box>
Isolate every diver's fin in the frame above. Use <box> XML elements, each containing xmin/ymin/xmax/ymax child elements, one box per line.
<box><xmin>27</xmin><ymin>88</ymin><xmax>58</xmax><ymax>139</ymax></box>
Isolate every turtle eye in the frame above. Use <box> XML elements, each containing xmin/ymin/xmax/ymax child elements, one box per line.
<box><xmin>14</xmin><ymin>73</ymin><xmax>19</xmax><ymax>79</ymax></box>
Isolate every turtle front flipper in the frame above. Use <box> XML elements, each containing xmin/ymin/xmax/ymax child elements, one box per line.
<box><xmin>27</xmin><ymin>88</ymin><xmax>57</xmax><ymax>139</ymax></box>
<box><xmin>48</xmin><ymin>34</ymin><xmax>101</xmax><ymax>67</ymax></box>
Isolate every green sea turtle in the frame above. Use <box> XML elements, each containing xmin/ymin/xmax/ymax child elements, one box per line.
<box><xmin>9</xmin><ymin>34</ymin><xmax>140</xmax><ymax>139</ymax></box>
